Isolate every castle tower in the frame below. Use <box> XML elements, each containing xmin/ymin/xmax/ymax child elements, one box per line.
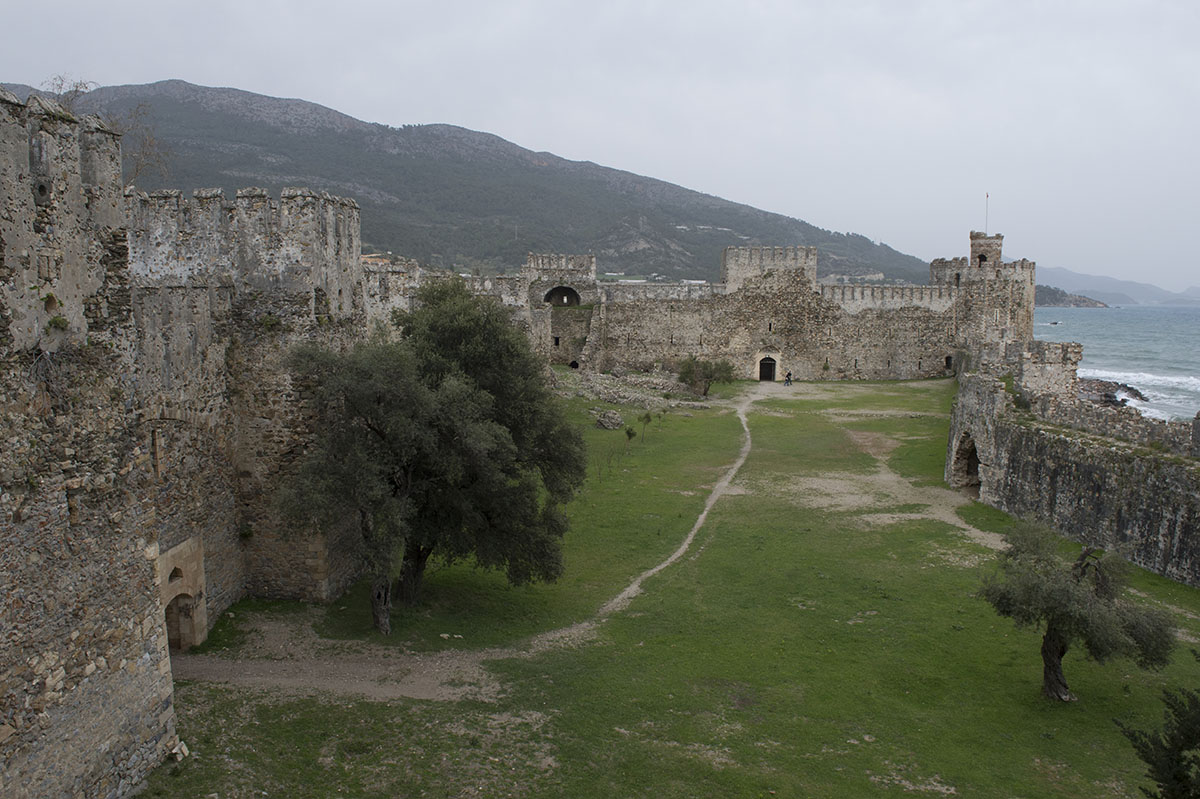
<box><xmin>969</xmin><ymin>231</ymin><xmax>1003</xmax><ymax>268</ymax></box>
<box><xmin>0</xmin><ymin>91</ymin><xmax>126</xmax><ymax>354</ymax></box>
<box><xmin>930</xmin><ymin>231</ymin><xmax>1035</xmax><ymax>347</ymax></box>
<box><xmin>721</xmin><ymin>245</ymin><xmax>817</xmax><ymax>293</ymax></box>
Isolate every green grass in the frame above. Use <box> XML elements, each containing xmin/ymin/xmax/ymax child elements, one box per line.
<box><xmin>190</xmin><ymin>597</ymin><xmax>310</xmax><ymax>655</ymax></box>
<box><xmin>147</xmin><ymin>379</ymin><xmax>1200</xmax><ymax>798</ymax></box>
<box><xmin>315</xmin><ymin>399</ymin><xmax>744</xmax><ymax>651</ymax></box>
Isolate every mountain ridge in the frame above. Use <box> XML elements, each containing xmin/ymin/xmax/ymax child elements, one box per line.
<box><xmin>1036</xmin><ymin>265</ymin><xmax>1199</xmax><ymax>307</ymax></box>
<box><xmin>12</xmin><ymin>78</ymin><xmax>1189</xmax><ymax>299</ymax></box>
<box><xmin>4</xmin><ymin>79</ymin><xmax>932</xmax><ymax>282</ymax></box>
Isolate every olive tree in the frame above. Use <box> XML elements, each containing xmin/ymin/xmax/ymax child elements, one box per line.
<box><xmin>677</xmin><ymin>355</ymin><xmax>735</xmax><ymax>397</ymax></box>
<box><xmin>282</xmin><ymin>335</ymin><xmax>508</xmax><ymax>633</ymax></box>
<box><xmin>979</xmin><ymin>524</ymin><xmax>1175</xmax><ymax>701</ymax></box>
<box><xmin>391</xmin><ymin>280</ymin><xmax>587</xmax><ymax>606</ymax></box>
<box><xmin>283</xmin><ymin>281</ymin><xmax>586</xmax><ymax>634</ymax></box>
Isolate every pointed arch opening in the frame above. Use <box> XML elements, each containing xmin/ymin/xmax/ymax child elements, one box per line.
<box><xmin>950</xmin><ymin>431</ymin><xmax>981</xmax><ymax>498</ymax></box>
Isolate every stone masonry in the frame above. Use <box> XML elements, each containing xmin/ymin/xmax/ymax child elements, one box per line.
<box><xmin>2</xmin><ymin>83</ymin><xmax>1193</xmax><ymax>798</ymax></box>
<box><xmin>1</xmin><ymin>91</ymin><xmax>362</xmax><ymax>798</ymax></box>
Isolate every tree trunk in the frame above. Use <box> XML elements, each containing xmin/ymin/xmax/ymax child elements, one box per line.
<box><xmin>1041</xmin><ymin>626</ymin><xmax>1075</xmax><ymax>701</ymax></box>
<box><xmin>396</xmin><ymin>545</ymin><xmax>432</xmax><ymax>607</ymax></box>
<box><xmin>370</xmin><ymin>575</ymin><xmax>392</xmax><ymax>636</ymax></box>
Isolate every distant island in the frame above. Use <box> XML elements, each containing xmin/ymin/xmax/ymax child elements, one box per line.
<box><xmin>1035</xmin><ymin>284</ymin><xmax>1107</xmax><ymax>307</ymax></box>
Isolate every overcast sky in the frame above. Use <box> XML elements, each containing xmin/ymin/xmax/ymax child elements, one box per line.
<box><xmin>3</xmin><ymin>0</ymin><xmax>1197</xmax><ymax>290</ymax></box>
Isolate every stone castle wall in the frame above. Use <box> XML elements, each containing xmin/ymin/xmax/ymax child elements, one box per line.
<box><xmin>1</xmin><ymin>92</ymin><xmax>177</xmax><ymax>799</ymax></box>
<box><xmin>501</xmin><ymin>234</ymin><xmax>1031</xmax><ymax>380</ymax></box>
<box><xmin>721</xmin><ymin>245</ymin><xmax>817</xmax><ymax>292</ymax></box>
<box><xmin>363</xmin><ymin>234</ymin><xmax>1033</xmax><ymax>386</ymax></box>
<box><xmin>10</xmin><ymin>82</ymin><xmax>1178</xmax><ymax>799</ymax></box>
<box><xmin>947</xmin><ymin>374</ymin><xmax>1200</xmax><ymax>585</ymax></box>
<box><xmin>1</xmin><ymin>92</ymin><xmax>365</xmax><ymax>797</ymax></box>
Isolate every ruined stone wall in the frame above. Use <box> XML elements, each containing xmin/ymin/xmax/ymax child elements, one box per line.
<box><xmin>226</xmin><ymin>316</ymin><xmax>362</xmax><ymax>602</ymax></box>
<box><xmin>0</xmin><ymin>92</ymin><xmax>124</xmax><ymax>354</ymax></box>
<box><xmin>1031</xmin><ymin>396</ymin><xmax>1197</xmax><ymax>456</ymax></box>
<box><xmin>948</xmin><ymin>374</ymin><xmax>1200</xmax><ymax>586</ymax></box>
<box><xmin>502</xmin><ymin>233</ymin><xmax>1030</xmax><ymax>380</ymax></box>
<box><xmin>1017</xmin><ymin>340</ymin><xmax>1081</xmax><ymax>399</ymax></box>
<box><xmin>148</xmin><ymin>419</ymin><xmax>241</xmax><ymax>618</ymax></box>
<box><xmin>600</xmin><ymin>282</ymin><xmax>719</xmax><ymax>303</ymax></box>
<box><xmin>0</xmin><ymin>348</ymin><xmax>178</xmax><ymax>799</ymax></box>
<box><xmin>467</xmin><ymin>273</ymin><xmax>527</xmax><ymax>309</ymax></box>
<box><xmin>123</xmin><ymin>183</ymin><xmax>366</xmax><ymax>604</ymax></box>
<box><xmin>364</xmin><ymin>257</ymin><xmax>422</xmax><ymax>318</ymax></box>
<box><xmin>127</xmin><ymin>187</ymin><xmax>360</xmax><ymax>308</ymax></box>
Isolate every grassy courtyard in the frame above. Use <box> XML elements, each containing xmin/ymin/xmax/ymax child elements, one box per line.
<box><xmin>146</xmin><ymin>379</ymin><xmax>1200</xmax><ymax>797</ymax></box>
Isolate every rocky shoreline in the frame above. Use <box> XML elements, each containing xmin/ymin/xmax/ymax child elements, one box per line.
<box><xmin>1078</xmin><ymin>378</ymin><xmax>1148</xmax><ymax>408</ymax></box>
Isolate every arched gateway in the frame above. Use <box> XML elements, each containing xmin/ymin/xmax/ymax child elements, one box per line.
<box><xmin>758</xmin><ymin>357</ymin><xmax>777</xmax><ymax>381</ymax></box>
<box><xmin>543</xmin><ymin>286</ymin><xmax>581</xmax><ymax>306</ymax></box>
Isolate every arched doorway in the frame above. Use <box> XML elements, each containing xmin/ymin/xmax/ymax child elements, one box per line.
<box><xmin>543</xmin><ymin>286</ymin><xmax>581</xmax><ymax>306</ymax></box>
<box><xmin>165</xmin><ymin>594</ymin><xmax>198</xmax><ymax>653</ymax></box>
<box><xmin>950</xmin><ymin>432</ymin><xmax>981</xmax><ymax>497</ymax></box>
<box><xmin>758</xmin><ymin>357</ymin><xmax>777</xmax><ymax>381</ymax></box>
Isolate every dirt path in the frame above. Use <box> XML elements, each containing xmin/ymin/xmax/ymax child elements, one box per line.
<box><xmin>172</xmin><ymin>383</ymin><xmax>773</xmax><ymax>701</ymax></box>
<box><xmin>174</xmin><ymin>380</ymin><xmax>994</xmax><ymax>700</ymax></box>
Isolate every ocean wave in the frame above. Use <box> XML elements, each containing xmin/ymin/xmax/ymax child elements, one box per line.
<box><xmin>1078</xmin><ymin>368</ymin><xmax>1200</xmax><ymax>393</ymax></box>
<box><xmin>1125</xmin><ymin>399</ymin><xmax>1174</xmax><ymax>421</ymax></box>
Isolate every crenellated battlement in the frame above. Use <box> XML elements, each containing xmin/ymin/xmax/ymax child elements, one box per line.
<box><xmin>721</xmin><ymin>245</ymin><xmax>817</xmax><ymax>292</ymax></box>
<box><xmin>523</xmin><ymin>253</ymin><xmax>597</xmax><ymax>280</ymax></box>
<box><xmin>930</xmin><ymin>232</ymin><xmax>1035</xmax><ymax>287</ymax></box>
<box><xmin>0</xmin><ymin>90</ymin><xmax>125</xmax><ymax>353</ymax></box>
<box><xmin>125</xmin><ymin>186</ymin><xmax>361</xmax><ymax>316</ymax></box>
<box><xmin>819</xmin><ymin>283</ymin><xmax>957</xmax><ymax>312</ymax></box>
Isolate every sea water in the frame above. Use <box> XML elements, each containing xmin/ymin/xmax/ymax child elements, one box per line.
<box><xmin>1034</xmin><ymin>305</ymin><xmax>1200</xmax><ymax>421</ymax></box>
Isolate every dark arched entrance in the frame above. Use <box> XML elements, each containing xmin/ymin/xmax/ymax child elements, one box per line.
<box><xmin>544</xmin><ymin>286</ymin><xmax>581</xmax><ymax>306</ymax></box>
<box><xmin>950</xmin><ymin>432</ymin><xmax>981</xmax><ymax>498</ymax></box>
<box><xmin>758</xmin><ymin>357</ymin><xmax>777</xmax><ymax>381</ymax></box>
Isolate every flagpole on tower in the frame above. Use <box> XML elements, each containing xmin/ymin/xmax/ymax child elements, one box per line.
<box><xmin>985</xmin><ymin>192</ymin><xmax>989</xmax><ymax>235</ymax></box>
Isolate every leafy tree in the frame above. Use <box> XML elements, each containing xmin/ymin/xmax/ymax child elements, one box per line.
<box><xmin>1118</xmin><ymin>661</ymin><xmax>1200</xmax><ymax>799</ymax></box>
<box><xmin>390</xmin><ymin>279</ymin><xmax>587</xmax><ymax>606</ymax></box>
<box><xmin>979</xmin><ymin>524</ymin><xmax>1175</xmax><ymax>701</ymax></box>
<box><xmin>282</xmin><ymin>334</ymin><xmax>508</xmax><ymax>633</ymax></box>
<box><xmin>677</xmin><ymin>355</ymin><xmax>735</xmax><ymax>397</ymax></box>
<box><xmin>284</xmin><ymin>281</ymin><xmax>586</xmax><ymax>633</ymax></box>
